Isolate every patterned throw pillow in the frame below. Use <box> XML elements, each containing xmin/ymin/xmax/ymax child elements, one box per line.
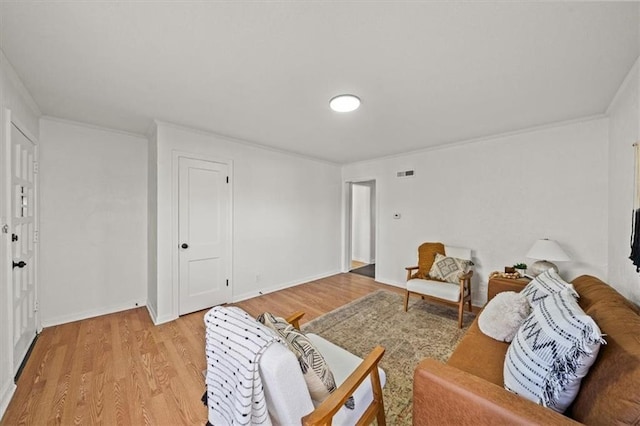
<box><xmin>503</xmin><ymin>290</ymin><xmax>606</xmax><ymax>413</ymax></box>
<box><xmin>521</xmin><ymin>269</ymin><xmax>578</xmax><ymax>307</ymax></box>
<box><xmin>428</xmin><ymin>253</ymin><xmax>472</xmax><ymax>283</ymax></box>
<box><xmin>257</xmin><ymin>313</ymin><xmax>354</xmax><ymax>409</ymax></box>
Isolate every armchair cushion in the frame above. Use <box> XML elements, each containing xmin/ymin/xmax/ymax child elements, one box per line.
<box><xmin>428</xmin><ymin>253</ymin><xmax>472</xmax><ymax>284</ymax></box>
<box><xmin>407</xmin><ymin>279</ymin><xmax>461</xmax><ymax>302</ymax></box>
<box><xmin>307</xmin><ymin>334</ymin><xmax>386</xmax><ymax>425</ymax></box>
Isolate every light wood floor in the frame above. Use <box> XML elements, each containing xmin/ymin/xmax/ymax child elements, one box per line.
<box><xmin>1</xmin><ymin>273</ymin><xmax>403</xmax><ymax>425</ymax></box>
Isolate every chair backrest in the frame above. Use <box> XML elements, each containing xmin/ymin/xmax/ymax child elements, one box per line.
<box><xmin>444</xmin><ymin>245</ymin><xmax>472</xmax><ymax>261</ymax></box>
<box><xmin>259</xmin><ymin>342</ymin><xmax>314</xmax><ymax>425</ymax></box>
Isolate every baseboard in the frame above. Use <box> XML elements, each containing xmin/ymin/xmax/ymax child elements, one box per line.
<box><xmin>0</xmin><ymin>379</ymin><xmax>16</xmax><ymax>420</ymax></box>
<box><xmin>146</xmin><ymin>303</ymin><xmax>176</xmax><ymax>326</ymax></box>
<box><xmin>233</xmin><ymin>270</ymin><xmax>341</xmax><ymax>303</ymax></box>
<box><xmin>41</xmin><ymin>299</ymin><xmax>147</xmax><ymax>327</ymax></box>
<box><xmin>374</xmin><ymin>277</ymin><xmax>404</xmax><ymax>288</ymax></box>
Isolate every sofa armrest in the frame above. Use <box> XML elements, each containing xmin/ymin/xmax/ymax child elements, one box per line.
<box><xmin>413</xmin><ymin>359</ymin><xmax>581</xmax><ymax>425</ymax></box>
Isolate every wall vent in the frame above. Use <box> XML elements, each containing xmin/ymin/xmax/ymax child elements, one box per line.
<box><xmin>396</xmin><ymin>170</ymin><xmax>415</xmax><ymax>178</ymax></box>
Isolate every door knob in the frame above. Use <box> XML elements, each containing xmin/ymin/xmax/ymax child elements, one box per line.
<box><xmin>181</xmin><ymin>243</ymin><xmax>189</xmax><ymax>249</ymax></box>
<box><xmin>13</xmin><ymin>261</ymin><xmax>26</xmax><ymax>269</ymax></box>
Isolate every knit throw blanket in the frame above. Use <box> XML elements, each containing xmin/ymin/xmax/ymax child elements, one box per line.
<box><xmin>204</xmin><ymin>306</ymin><xmax>282</xmax><ymax>425</ymax></box>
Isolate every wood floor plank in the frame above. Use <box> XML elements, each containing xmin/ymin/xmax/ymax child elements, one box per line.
<box><xmin>1</xmin><ymin>273</ymin><xmax>403</xmax><ymax>425</ymax></box>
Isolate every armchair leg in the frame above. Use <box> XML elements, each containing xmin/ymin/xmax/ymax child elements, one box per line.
<box><xmin>404</xmin><ymin>291</ymin><xmax>410</xmax><ymax>312</ymax></box>
<box><xmin>458</xmin><ymin>302</ymin><xmax>464</xmax><ymax>328</ymax></box>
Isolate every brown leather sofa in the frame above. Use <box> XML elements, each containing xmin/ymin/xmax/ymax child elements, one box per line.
<box><xmin>413</xmin><ymin>275</ymin><xmax>640</xmax><ymax>425</ymax></box>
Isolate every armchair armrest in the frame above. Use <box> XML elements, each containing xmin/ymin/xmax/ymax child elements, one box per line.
<box><xmin>302</xmin><ymin>346</ymin><xmax>386</xmax><ymax>426</ymax></box>
<box><xmin>285</xmin><ymin>311</ymin><xmax>305</xmax><ymax>330</ymax></box>
<box><xmin>405</xmin><ymin>266</ymin><xmax>419</xmax><ymax>281</ymax></box>
<box><xmin>413</xmin><ymin>359</ymin><xmax>580</xmax><ymax>425</ymax></box>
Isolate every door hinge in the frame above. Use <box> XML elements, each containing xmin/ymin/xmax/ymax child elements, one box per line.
<box><xmin>34</xmin><ymin>300</ymin><xmax>39</xmax><ymax>313</ymax></box>
<box><xmin>33</xmin><ymin>230</ymin><xmax>39</xmax><ymax>243</ymax></box>
<box><xmin>33</xmin><ymin>161</ymin><xmax>39</xmax><ymax>174</ymax></box>
<box><xmin>226</xmin><ymin>279</ymin><xmax>229</xmax><ymax>287</ymax></box>
<box><xmin>226</xmin><ymin>176</ymin><xmax>229</xmax><ymax>184</ymax></box>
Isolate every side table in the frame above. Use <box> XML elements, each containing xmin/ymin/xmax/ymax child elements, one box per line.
<box><xmin>487</xmin><ymin>276</ymin><xmax>530</xmax><ymax>304</ymax></box>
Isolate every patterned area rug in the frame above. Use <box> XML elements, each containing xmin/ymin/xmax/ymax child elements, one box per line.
<box><xmin>302</xmin><ymin>289</ymin><xmax>475</xmax><ymax>425</ymax></box>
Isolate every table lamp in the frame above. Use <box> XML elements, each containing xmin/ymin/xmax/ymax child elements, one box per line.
<box><xmin>526</xmin><ymin>238</ymin><xmax>570</xmax><ymax>276</ymax></box>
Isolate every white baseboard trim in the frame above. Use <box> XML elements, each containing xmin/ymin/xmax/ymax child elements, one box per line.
<box><xmin>232</xmin><ymin>270</ymin><xmax>341</xmax><ymax>303</ymax></box>
<box><xmin>373</xmin><ymin>277</ymin><xmax>404</xmax><ymax>288</ymax></box>
<box><xmin>41</xmin><ymin>299</ymin><xmax>147</xmax><ymax>327</ymax></box>
<box><xmin>0</xmin><ymin>379</ymin><xmax>16</xmax><ymax>420</ymax></box>
<box><xmin>147</xmin><ymin>303</ymin><xmax>177</xmax><ymax>326</ymax></box>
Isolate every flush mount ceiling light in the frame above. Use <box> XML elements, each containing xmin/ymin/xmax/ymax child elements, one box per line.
<box><xmin>329</xmin><ymin>94</ymin><xmax>361</xmax><ymax>112</ymax></box>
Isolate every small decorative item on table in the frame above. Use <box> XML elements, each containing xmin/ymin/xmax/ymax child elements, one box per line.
<box><xmin>513</xmin><ymin>263</ymin><xmax>527</xmax><ymax>277</ymax></box>
<box><xmin>489</xmin><ymin>271</ymin><xmax>522</xmax><ymax>280</ymax></box>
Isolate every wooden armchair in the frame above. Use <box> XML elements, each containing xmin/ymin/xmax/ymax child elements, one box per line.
<box><xmin>284</xmin><ymin>312</ymin><xmax>386</xmax><ymax>426</ymax></box>
<box><xmin>204</xmin><ymin>307</ymin><xmax>386</xmax><ymax>426</ymax></box>
<box><xmin>404</xmin><ymin>245</ymin><xmax>474</xmax><ymax>328</ymax></box>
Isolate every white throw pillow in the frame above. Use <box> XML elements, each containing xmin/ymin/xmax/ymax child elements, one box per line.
<box><xmin>503</xmin><ymin>289</ymin><xmax>606</xmax><ymax>413</ymax></box>
<box><xmin>521</xmin><ymin>269</ymin><xmax>577</xmax><ymax>307</ymax></box>
<box><xmin>478</xmin><ymin>291</ymin><xmax>530</xmax><ymax>342</ymax></box>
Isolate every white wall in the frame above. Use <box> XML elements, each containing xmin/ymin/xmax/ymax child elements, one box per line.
<box><xmin>351</xmin><ymin>183</ymin><xmax>372</xmax><ymax>263</ymax></box>
<box><xmin>39</xmin><ymin>118</ymin><xmax>147</xmax><ymax>326</ymax></box>
<box><xmin>607</xmin><ymin>57</ymin><xmax>640</xmax><ymax>305</ymax></box>
<box><xmin>148</xmin><ymin>122</ymin><xmax>342</xmax><ymax>324</ymax></box>
<box><xmin>343</xmin><ymin>118</ymin><xmax>609</xmax><ymax>306</ymax></box>
<box><xmin>0</xmin><ymin>51</ymin><xmax>41</xmax><ymax>418</ymax></box>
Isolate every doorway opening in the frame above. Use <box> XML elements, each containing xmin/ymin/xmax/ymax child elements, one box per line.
<box><xmin>348</xmin><ymin>180</ymin><xmax>376</xmax><ymax>279</ymax></box>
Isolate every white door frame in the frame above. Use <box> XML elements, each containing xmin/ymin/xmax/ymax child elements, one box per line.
<box><xmin>343</xmin><ymin>178</ymin><xmax>377</xmax><ymax>274</ymax></box>
<box><xmin>171</xmin><ymin>150</ymin><xmax>233</xmax><ymax>318</ymax></box>
<box><xmin>1</xmin><ymin>109</ymin><xmax>40</xmax><ymax>375</ymax></box>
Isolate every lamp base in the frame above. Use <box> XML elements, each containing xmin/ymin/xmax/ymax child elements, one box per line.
<box><xmin>529</xmin><ymin>260</ymin><xmax>558</xmax><ymax>277</ymax></box>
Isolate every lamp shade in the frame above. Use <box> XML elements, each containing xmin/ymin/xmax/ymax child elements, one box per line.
<box><xmin>526</xmin><ymin>239</ymin><xmax>570</xmax><ymax>261</ymax></box>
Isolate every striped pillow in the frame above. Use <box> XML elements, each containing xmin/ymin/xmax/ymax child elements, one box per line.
<box><xmin>521</xmin><ymin>269</ymin><xmax>577</xmax><ymax>307</ymax></box>
<box><xmin>503</xmin><ymin>289</ymin><xmax>605</xmax><ymax>412</ymax></box>
<box><xmin>257</xmin><ymin>313</ymin><xmax>355</xmax><ymax>409</ymax></box>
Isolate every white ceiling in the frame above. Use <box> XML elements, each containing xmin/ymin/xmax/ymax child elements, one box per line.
<box><xmin>1</xmin><ymin>2</ymin><xmax>638</xmax><ymax>164</ymax></box>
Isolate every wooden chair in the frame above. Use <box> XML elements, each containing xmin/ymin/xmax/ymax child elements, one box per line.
<box><xmin>404</xmin><ymin>245</ymin><xmax>474</xmax><ymax>328</ymax></box>
<box><xmin>204</xmin><ymin>308</ymin><xmax>386</xmax><ymax>426</ymax></box>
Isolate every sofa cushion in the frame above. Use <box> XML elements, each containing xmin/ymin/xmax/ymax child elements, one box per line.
<box><xmin>407</xmin><ymin>279</ymin><xmax>460</xmax><ymax>302</ymax></box>
<box><xmin>504</xmin><ymin>290</ymin><xmax>605</xmax><ymax>413</ymax></box>
<box><xmin>447</xmin><ymin>319</ymin><xmax>509</xmax><ymax>386</ymax></box>
<box><xmin>478</xmin><ymin>291</ymin><xmax>530</xmax><ymax>342</ymax></box>
<box><xmin>521</xmin><ymin>269</ymin><xmax>577</xmax><ymax>307</ymax></box>
<box><xmin>429</xmin><ymin>253</ymin><xmax>472</xmax><ymax>283</ymax></box>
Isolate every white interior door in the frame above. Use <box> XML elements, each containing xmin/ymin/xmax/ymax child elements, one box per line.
<box><xmin>178</xmin><ymin>157</ymin><xmax>231</xmax><ymax>315</ymax></box>
<box><xmin>10</xmin><ymin>123</ymin><xmax>38</xmax><ymax>374</ymax></box>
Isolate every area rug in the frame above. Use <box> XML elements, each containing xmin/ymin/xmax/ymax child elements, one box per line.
<box><xmin>302</xmin><ymin>289</ymin><xmax>474</xmax><ymax>425</ymax></box>
<box><xmin>350</xmin><ymin>263</ymin><xmax>376</xmax><ymax>278</ymax></box>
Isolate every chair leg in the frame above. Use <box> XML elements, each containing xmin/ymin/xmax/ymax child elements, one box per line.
<box><xmin>458</xmin><ymin>302</ymin><xmax>464</xmax><ymax>328</ymax></box>
<box><xmin>468</xmin><ymin>299</ymin><xmax>472</xmax><ymax>312</ymax></box>
<box><xmin>404</xmin><ymin>291</ymin><xmax>410</xmax><ymax>312</ymax></box>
